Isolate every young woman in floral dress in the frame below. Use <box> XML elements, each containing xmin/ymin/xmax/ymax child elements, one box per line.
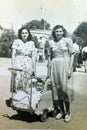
<box><xmin>11</xmin><ymin>26</ymin><xmax>36</xmax><ymax>91</ymax></box>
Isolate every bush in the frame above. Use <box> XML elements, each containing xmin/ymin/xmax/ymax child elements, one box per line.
<box><xmin>0</xmin><ymin>42</ymin><xmax>12</xmax><ymax>57</ymax></box>
<box><xmin>0</xmin><ymin>30</ymin><xmax>16</xmax><ymax>57</ymax></box>
<box><xmin>32</xmin><ymin>36</ymin><xmax>39</xmax><ymax>48</ymax></box>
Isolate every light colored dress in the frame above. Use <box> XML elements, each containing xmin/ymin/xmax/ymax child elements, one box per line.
<box><xmin>12</xmin><ymin>39</ymin><xmax>35</xmax><ymax>90</ymax></box>
<box><xmin>49</xmin><ymin>37</ymin><xmax>75</xmax><ymax>102</ymax></box>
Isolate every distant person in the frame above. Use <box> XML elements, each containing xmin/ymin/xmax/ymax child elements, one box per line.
<box><xmin>78</xmin><ymin>46</ymin><xmax>83</xmax><ymax>68</ymax></box>
<box><xmin>73</xmin><ymin>41</ymin><xmax>79</xmax><ymax>71</ymax></box>
<box><xmin>11</xmin><ymin>26</ymin><xmax>36</xmax><ymax>92</ymax></box>
<box><xmin>82</xmin><ymin>46</ymin><xmax>87</xmax><ymax>61</ymax></box>
<box><xmin>82</xmin><ymin>46</ymin><xmax>87</xmax><ymax>72</ymax></box>
<box><xmin>49</xmin><ymin>25</ymin><xmax>75</xmax><ymax>122</ymax></box>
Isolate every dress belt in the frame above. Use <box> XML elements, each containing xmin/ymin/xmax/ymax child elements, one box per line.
<box><xmin>16</xmin><ymin>54</ymin><xmax>32</xmax><ymax>57</ymax></box>
<box><xmin>54</xmin><ymin>55</ymin><xmax>69</xmax><ymax>58</ymax></box>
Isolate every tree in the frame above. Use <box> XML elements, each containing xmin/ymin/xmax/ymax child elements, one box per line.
<box><xmin>73</xmin><ymin>22</ymin><xmax>87</xmax><ymax>47</ymax></box>
<box><xmin>0</xmin><ymin>29</ymin><xmax>16</xmax><ymax>57</ymax></box>
<box><xmin>25</xmin><ymin>19</ymin><xmax>50</xmax><ymax>30</ymax></box>
<box><xmin>32</xmin><ymin>36</ymin><xmax>39</xmax><ymax>48</ymax></box>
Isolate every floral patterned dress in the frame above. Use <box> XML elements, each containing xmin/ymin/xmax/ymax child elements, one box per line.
<box><xmin>11</xmin><ymin>39</ymin><xmax>35</xmax><ymax>90</ymax></box>
<box><xmin>49</xmin><ymin>37</ymin><xmax>75</xmax><ymax>102</ymax></box>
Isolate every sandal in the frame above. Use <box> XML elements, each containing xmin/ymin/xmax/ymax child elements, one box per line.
<box><xmin>55</xmin><ymin>113</ymin><xmax>63</xmax><ymax>120</ymax></box>
<box><xmin>64</xmin><ymin>114</ymin><xmax>71</xmax><ymax>123</ymax></box>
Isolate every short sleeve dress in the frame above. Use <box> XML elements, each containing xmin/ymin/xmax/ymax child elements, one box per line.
<box><xmin>50</xmin><ymin>37</ymin><xmax>75</xmax><ymax>102</ymax></box>
<box><xmin>11</xmin><ymin>39</ymin><xmax>35</xmax><ymax>90</ymax></box>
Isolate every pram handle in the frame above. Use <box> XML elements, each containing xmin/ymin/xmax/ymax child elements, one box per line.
<box><xmin>8</xmin><ymin>67</ymin><xmax>31</xmax><ymax>75</ymax></box>
<box><xmin>8</xmin><ymin>68</ymin><xmax>45</xmax><ymax>84</ymax></box>
<box><xmin>8</xmin><ymin>67</ymin><xmax>23</xmax><ymax>72</ymax></box>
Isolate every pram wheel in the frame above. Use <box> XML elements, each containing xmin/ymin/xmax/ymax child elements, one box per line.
<box><xmin>40</xmin><ymin>110</ymin><xmax>48</xmax><ymax>122</ymax></box>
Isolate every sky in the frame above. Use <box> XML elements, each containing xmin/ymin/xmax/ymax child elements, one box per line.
<box><xmin>0</xmin><ymin>0</ymin><xmax>87</xmax><ymax>33</ymax></box>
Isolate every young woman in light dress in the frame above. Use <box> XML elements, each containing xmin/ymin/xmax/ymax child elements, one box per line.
<box><xmin>49</xmin><ymin>25</ymin><xmax>75</xmax><ymax>122</ymax></box>
<box><xmin>11</xmin><ymin>26</ymin><xmax>36</xmax><ymax>91</ymax></box>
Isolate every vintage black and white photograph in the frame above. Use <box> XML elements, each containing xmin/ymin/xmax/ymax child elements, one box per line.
<box><xmin>0</xmin><ymin>0</ymin><xmax>87</xmax><ymax>129</ymax></box>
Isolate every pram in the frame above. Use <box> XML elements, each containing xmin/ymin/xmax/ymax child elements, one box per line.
<box><xmin>8</xmin><ymin>67</ymin><xmax>58</xmax><ymax>122</ymax></box>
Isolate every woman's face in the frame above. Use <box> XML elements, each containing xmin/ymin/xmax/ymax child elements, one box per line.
<box><xmin>21</xmin><ymin>29</ymin><xmax>29</xmax><ymax>42</ymax></box>
<box><xmin>55</xmin><ymin>27</ymin><xmax>64</xmax><ymax>41</ymax></box>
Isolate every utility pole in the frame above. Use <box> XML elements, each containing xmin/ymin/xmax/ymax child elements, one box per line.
<box><xmin>40</xmin><ymin>3</ymin><xmax>46</xmax><ymax>62</ymax></box>
<box><xmin>11</xmin><ymin>23</ymin><xmax>13</xmax><ymax>31</ymax></box>
<box><xmin>40</xmin><ymin>4</ymin><xmax>46</xmax><ymax>33</ymax></box>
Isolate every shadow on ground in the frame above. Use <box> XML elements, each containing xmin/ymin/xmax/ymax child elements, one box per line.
<box><xmin>5</xmin><ymin>98</ymin><xmax>41</xmax><ymax>122</ymax></box>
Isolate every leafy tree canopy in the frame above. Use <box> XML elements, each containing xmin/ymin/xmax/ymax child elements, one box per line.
<box><xmin>0</xmin><ymin>30</ymin><xmax>16</xmax><ymax>43</ymax></box>
<box><xmin>73</xmin><ymin>22</ymin><xmax>87</xmax><ymax>47</ymax></box>
<box><xmin>25</xmin><ymin>19</ymin><xmax>50</xmax><ymax>30</ymax></box>
<box><xmin>0</xmin><ymin>29</ymin><xmax>16</xmax><ymax>57</ymax></box>
<box><xmin>0</xmin><ymin>25</ymin><xmax>3</xmax><ymax>29</ymax></box>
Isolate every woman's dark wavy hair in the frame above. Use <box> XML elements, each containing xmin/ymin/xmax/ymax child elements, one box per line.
<box><xmin>52</xmin><ymin>25</ymin><xmax>67</xmax><ymax>42</ymax></box>
<box><xmin>18</xmin><ymin>26</ymin><xmax>32</xmax><ymax>41</ymax></box>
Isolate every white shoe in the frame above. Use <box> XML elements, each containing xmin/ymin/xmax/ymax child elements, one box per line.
<box><xmin>64</xmin><ymin>114</ymin><xmax>71</xmax><ymax>122</ymax></box>
<box><xmin>55</xmin><ymin>113</ymin><xmax>63</xmax><ymax>120</ymax></box>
